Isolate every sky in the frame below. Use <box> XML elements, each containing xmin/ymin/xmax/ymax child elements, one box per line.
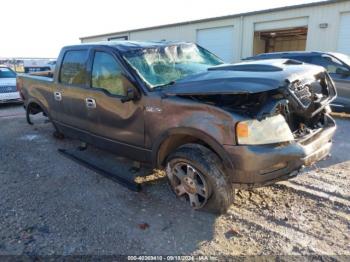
<box><xmin>1</xmin><ymin>0</ymin><xmax>322</xmax><ymax>58</ymax></box>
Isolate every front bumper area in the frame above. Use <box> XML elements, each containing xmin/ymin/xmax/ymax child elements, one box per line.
<box><xmin>0</xmin><ymin>92</ymin><xmax>22</xmax><ymax>104</ymax></box>
<box><xmin>224</xmin><ymin>114</ymin><xmax>336</xmax><ymax>187</ymax></box>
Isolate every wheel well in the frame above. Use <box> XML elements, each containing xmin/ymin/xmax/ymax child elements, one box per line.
<box><xmin>157</xmin><ymin>134</ymin><xmax>222</xmax><ymax>168</ymax></box>
<box><xmin>27</xmin><ymin>102</ymin><xmax>44</xmax><ymax>115</ymax></box>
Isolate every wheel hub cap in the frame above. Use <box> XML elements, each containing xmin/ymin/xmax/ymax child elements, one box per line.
<box><xmin>182</xmin><ymin>177</ymin><xmax>196</xmax><ymax>194</ymax></box>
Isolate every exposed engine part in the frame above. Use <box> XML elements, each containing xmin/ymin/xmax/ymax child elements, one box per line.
<box><xmin>185</xmin><ymin>73</ymin><xmax>335</xmax><ymax>140</ymax></box>
<box><xmin>283</xmin><ymin>73</ymin><xmax>336</xmax><ymax>118</ymax></box>
<box><xmin>186</xmin><ymin>92</ymin><xmax>269</xmax><ymax>118</ymax></box>
<box><xmin>256</xmin><ymin>98</ymin><xmax>289</xmax><ymax>121</ymax></box>
<box><xmin>289</xmin><ymin>80</ymin><xmax>313</xmax><ymax>109</ymax></box>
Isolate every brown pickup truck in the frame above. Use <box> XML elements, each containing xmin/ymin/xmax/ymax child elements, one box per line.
<box><xmin>17</xmin><ymin>41</ymin><xmax>337</xmax><ymax>213</ymax></box>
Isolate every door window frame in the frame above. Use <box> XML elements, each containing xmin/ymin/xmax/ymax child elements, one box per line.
<box><xmin>88</xmin><ymin>47</ymin><xmax>139</xmax><ymax>98</ymax></box>
<box><xmin>58</xmin><ymin>49</ymin><xmax>90</xmax><ymax>88</ymax></box>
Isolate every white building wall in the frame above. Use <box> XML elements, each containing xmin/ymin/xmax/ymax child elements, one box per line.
<box><xmin>240</xmin><ymin>1</ymin><xmax>350</xmax><ymax>59</ymax></box>
<box><xmin>129</xmin><ymin>18</ymin><xmax>240</xmax><ymax>61</ymax></box>
<box><xmin>337</xmin><ymin>11</ymin><xmax>350</xmax><ymax>54</ymax></box>
<box><xmin>81</xmin><ymin>1</ymin><xmax>350</xmax><ymax>62</ymax></box>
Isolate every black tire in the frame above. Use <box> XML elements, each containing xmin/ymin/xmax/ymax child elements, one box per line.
<box><xmin>165</xmin><ymin>143</ymin><xmax>234</xmax><ymax>214</ymax></box>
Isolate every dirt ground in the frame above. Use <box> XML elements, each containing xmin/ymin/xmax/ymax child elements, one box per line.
<box><xmin>0</xmin><ymin>104</ymin><xmax>349</xmax><ymax>257</ymax></box>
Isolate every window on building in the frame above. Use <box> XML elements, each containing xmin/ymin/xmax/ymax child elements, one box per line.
<box><xmin>59</xmin><ymin>50</ymin><xmax>88</xmax><ymax>85</ymax></box>
<box><xmin>91</xmin><ymin>52</ymin><xmax>128</xmax><ymax>96</ymax></box>
<box><xmin>107</xmin><ymin>36</ymin><xmax>128</xmax><ymax>41</ymax></box>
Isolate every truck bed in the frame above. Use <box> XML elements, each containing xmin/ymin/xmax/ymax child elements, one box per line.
<box><xmin>17</xmin><ymin>73</ymin><xmax>55</xmax><ymax>114</ymax></box>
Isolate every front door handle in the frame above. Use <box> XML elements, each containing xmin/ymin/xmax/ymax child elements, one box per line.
<box><xmin>85</xmin><ymin>98</ymin><xmax>96</xmax><ymax>109</ymax></box>
<box><xmin>54</xmin><ymin>91</ymin><xmax>62</xmax><ymax>101</ymax></box>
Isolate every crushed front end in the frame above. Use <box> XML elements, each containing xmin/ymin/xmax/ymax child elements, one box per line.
<box><xmin>164</xmin><ymin>59</ymin><xmax>337</xmax><ymax>187</ymax></box>
<box><xmin>225</xmin><ymin>70</ymin><xmax>337</xmax><ymax>187</ymax></box>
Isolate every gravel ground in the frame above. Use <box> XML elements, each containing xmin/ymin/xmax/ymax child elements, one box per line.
<box><xmin>0</xmin><ymin>104</ymin><xmax>349</xmax><ymax>256</ymax></box>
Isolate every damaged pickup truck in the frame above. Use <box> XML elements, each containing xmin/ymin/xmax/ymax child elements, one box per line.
<box><xmin>17</xmin><ymin>41</ymin><xmax>336</xmax><ymax>213</ymax></box>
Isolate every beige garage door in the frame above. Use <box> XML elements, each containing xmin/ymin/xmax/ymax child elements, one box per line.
<box><xmin>197</xmin><ymin>26</ymin><xmax>234</xmax><ymax>62</ymax></box>
<box><xmin>337</xmin><ymin>12</ymin><xmax>350</xmax><ymax>55</ymax></box>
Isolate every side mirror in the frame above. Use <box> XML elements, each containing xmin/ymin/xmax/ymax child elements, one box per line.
<box><xmin>121</xmin><ymin>87</ymin><xmax>139</xmax><ymax>103</ymax></box>
<box><xmin>336</xmin><ymin>67</ymin><xmax>350</xmax><ymax>77</ymax></box>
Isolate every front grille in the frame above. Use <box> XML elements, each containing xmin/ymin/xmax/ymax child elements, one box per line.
<box><xmin>0</xmin><ymin>85</ymin><xmax>17</xmax><ymax>93</ymax></box>
<box><xmin>289</xmin><ymin>81</ymin><xmax>313</xmax><ymax>109</ymax></box>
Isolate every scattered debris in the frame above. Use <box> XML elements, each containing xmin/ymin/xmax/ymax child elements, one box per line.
<box><xmin>19</xmin><ymin>134</ymin><xmax>39</xmax><ymax>141</ymax></box>
<box><xmin>161</xmin><ymin>222</ymin><xmax>173</xmax><ymax>232</ymax></box>
<box><xmin>138</xmin><ymin>223</ymin><xmax>150</xmax><ymax>230</ymax></box>
<box><xmin>225</xmin><ymin>228</ymin><xmax>242</xmax><ymax>239</ymax></box>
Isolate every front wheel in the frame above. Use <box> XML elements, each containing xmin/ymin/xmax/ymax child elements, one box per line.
<box><xmin>166</xmin><ymin>144</ymin><xmax>234</xmax><ymax>214</ymax></box>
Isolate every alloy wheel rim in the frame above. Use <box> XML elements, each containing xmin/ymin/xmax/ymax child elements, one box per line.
<box><xmin>167</xmin><ymin>162</ymin><xmax>210</xmax><ymax>209</ymax></box>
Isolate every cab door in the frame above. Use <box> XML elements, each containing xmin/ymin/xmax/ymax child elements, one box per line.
<box><xmin>86</xmin><ymin>49</ymin><xmax>146</xmax><ymax>161</ymax></box>
<box><xmin>51</xmin><ymin>49</ymin><xmax>97</xmax><ymax>133</ymax></box>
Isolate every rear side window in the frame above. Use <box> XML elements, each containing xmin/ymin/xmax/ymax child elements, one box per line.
<box><xmin>59</xmin><ymin>50</ymin><xmax>88</xmax><ymax>85</ymax></box>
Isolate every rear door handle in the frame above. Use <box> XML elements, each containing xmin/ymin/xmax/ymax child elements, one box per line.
<box><xmin>85</xmin><ymin>98</ymin><xmax>96</xmax><ymax>109</ymax></box>
<box><xmin>54</xmin><ymin>91</ymin><xmax>62</xmax><ymax>101</ymax></box>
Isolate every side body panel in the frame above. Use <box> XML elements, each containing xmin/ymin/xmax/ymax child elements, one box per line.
<box><xmin>50</xmin><ymin>47</ymin><xmax>92</xmax><ymax>130</ymax></box>
<box><xmin>87</xmin><ymin>90</ymin><xmax>145</xmax><ymax>147</ymax></box>
<box><xmin>143</xmin><ymin>94</ymin><xmax>237</xmax><ymax>169</ymax></box>
<box><xmin>53</xmin><ymin>46</ymin><xmax>149</xmax><ymax>162</ymax></box>
<box><xmin>19</xmin><ymin>75</ymin><xmax>55</xmax><ymax>116</ymax></box>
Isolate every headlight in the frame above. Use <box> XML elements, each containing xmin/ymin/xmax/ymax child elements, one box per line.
<box><xmin>236</xmin><ymin>114</ymin><xmax>294</xmax><ymax>145</ymax></box>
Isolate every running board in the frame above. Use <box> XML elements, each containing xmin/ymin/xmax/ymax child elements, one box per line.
<box><xmin>58</xmin><ymin>148</ymin><xmax>141</xmax><ymax>192</ymax></box>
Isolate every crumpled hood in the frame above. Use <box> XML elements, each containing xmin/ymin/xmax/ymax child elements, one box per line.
<box><xmin>163</xmin><ymin>59</ymin><xmax>325</xmax><ymax>96</ymax></box>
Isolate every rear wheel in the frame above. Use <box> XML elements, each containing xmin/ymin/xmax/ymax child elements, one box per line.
<box><xmin>166</xmin><ymin>144</ymin><xmax>234</xmax><ymax>214</ymax></box>
<box><xmin>26</xmin><ymin>102</ymin><xmax>64</xmax><ymax>139</ymax></box>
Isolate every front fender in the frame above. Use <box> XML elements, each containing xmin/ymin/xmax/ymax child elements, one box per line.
<box><xmin>152</xmin><ymin>127</ymin><xmax>234</xmax><ymax>173</ymax></box>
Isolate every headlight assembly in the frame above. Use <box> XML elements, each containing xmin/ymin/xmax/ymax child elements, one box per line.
<box><xmin>236</xmin><ymin>114</ymin><xmax>294</xmax><ymax>145</ymax></box>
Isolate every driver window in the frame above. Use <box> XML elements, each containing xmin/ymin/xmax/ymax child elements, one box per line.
<box><xmin>92</xmin><ymin>52</ymin><xmax>128</xmax><ymax>96</ymax></box>
<box><xmin>311</xmin><ymin>55</ymin><xmax>347</xmax><ymax>74</ymax></box>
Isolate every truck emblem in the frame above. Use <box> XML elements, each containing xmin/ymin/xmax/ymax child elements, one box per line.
<box><xmin>145</xmin><ymin>105</ymin><xmax>162</xmax><ymax>113</ymax></box>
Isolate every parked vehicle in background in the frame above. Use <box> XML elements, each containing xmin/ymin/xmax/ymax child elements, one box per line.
<box><xmin>22</xmin><ymin>59</ymin><xmax>51</xmax><ymax>74</ymax></box>
<box><xmin>0</xmin><ymin>59</ymin><xmax>54</xmax><ymax>74</ymax></box>
<box><xmin>17</xmin><ymin>41</ymin><xmax>336</xmax><ymax>213</ymax></box>
<box><xmin>45</xmin><ymin>60</ymin><xmax>56</xmax><ymax>71</ymax></box>
<box><xmin>244</xmin><ymin>51</ymin><xmax>350</xmax><ymax>113</ymax></box>
<box><xmin>0</xmin><ymin>66</ymin><xmax>21</xmax><ymax>104</ymax></box>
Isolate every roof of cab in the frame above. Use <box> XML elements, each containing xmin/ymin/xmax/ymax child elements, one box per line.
<box><xmin>253</xmin><ymin>51</ymin><xmax>327</xmax><ymax>57</ymax></box>
<box><xmin>64</xmin><ymin>40</ymin><xmax>192</xmax><ymax>53</ymax></box>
